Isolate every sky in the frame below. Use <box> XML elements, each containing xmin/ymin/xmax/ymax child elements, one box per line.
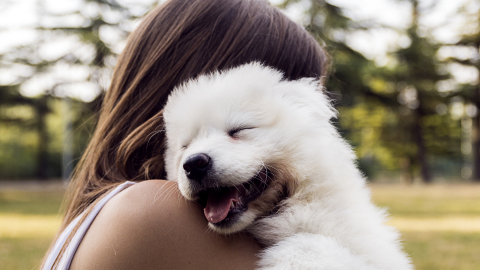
<box><xmin>0</xmin><ymin>0</ymin><xmax>476</xmax><ymax>101</ymax></box>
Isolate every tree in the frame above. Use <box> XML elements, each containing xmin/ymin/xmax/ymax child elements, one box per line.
<box><xmin>278</xmin><ymin>0</ymin><xmax>460</xmax><ymax>182</ymax></box>
<box><xmin>0</xmin><ymin>0</ymin><xmax>156</xmax><ymax>179</ymax></box>
<box><xmin>278</xmin><ymin>0</ymin><xmax>408</xmax><ymax>180</ymax></box>
<box><xmin>388</xmin><ymin>0</ymin><xmax>453</xmax><ymax>183</ymax></box>
<box><xmin>446</xmin><ymin>2</ymin><xmax>480</xmax><ymax>181</ymax></box>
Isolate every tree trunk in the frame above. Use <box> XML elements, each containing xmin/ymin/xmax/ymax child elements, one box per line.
<box><xmin>35</xmin><ymin>98</ymin><xmax>49</xmax><ymax>180</ymax></box>
<box><xmin>413</xmin><ymin>106</ymin><xmax>432</xmax><ymax>183</ymax></box>
<box><xmin>473</xmin><ymin>86</ymin><xmax>480</xmax><ymax>181</ymax></box>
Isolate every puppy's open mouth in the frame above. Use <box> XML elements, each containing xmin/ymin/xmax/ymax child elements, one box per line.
<box><xmin>197</xmin><ymin>169</ymin><xmax>272</xmax><ymax>227</ymax></box>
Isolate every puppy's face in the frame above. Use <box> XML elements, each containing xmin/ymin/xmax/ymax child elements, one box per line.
<box><xmin>163</xmin><ymin>63</ymin><xmax>334</xmax><ymax>233</ymax></box>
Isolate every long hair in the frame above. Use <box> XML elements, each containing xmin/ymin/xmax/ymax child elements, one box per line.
<box><xmin>62</xmin><ymin>0</ymin><xmax>328</xmax><ymax>230</ymax></box>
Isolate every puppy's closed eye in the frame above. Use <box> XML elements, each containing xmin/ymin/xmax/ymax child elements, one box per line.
<box><xmin>227</xmin><ymin>127</ymin><xmax>255</xmax><ymax>137</ymax></box>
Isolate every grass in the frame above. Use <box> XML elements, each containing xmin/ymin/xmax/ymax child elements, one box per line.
<box><xmin>0</xmin><ymin>237</ymin><xmax>55</xmax><ymax>270</ymax></box>
<box><xmin>1</xmin><ymin>183</ymin><xmax>480</xmax><ymax>269</ymax></box>
<box><xmin>0</xmin><ymin>190</ymin><xmax>64</xmax><ymax>216</ymax></box>
<box><xmin>370</xmin><ymin>183</ymin><xmax>480</xmax><ymax>270</ymax></box>
<box><xmin>0</xmin><ymin>188</ymin><xmax>63</xmax><ymax>270</ymax></box>
<box><xmin>371</xmin><ymin>184</ymin><xmax>480</xmax><ymax>218</ymax></box>
<box><xmin>401</xmin><ymin>232</ymin><xmax>480</xmax><ymax>270</ymax></box>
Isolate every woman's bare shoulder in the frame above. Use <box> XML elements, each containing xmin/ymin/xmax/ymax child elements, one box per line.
<box><xmin>70</xmin><ymin>180</ymin><xmax>259</xmax><ymax>270</ymax></box>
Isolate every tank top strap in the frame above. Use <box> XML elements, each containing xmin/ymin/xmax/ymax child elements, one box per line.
<box><xmin>42</xmin><ymin>181</ymin><xmax>137</xmax><ymax>270</ymax></box>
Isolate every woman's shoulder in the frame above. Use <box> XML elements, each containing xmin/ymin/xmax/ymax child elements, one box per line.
<box><xmin>70</xmin><ymin>180</ymin><xmax>260</xmax><ymax>270</ymax></box>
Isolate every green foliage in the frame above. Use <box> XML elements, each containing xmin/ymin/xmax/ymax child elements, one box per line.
<box><xmin>0</xmin><ymin>125</ymin><xmax>38</xmax><ymax>178</ymax></box>
<box><xmin>442</xmin><ymin>1</ymin><xmax>480</xmax><ymax>180</ymax></box>
<box><xmin>278</xmin><ymin>0</ymin><xmax>464</xmax><ymax>181</ymax></box>
<box><xmin>0</xmin><ymin>99</ymin><xmax>95</xmax><ymax>179</ymax></box>
<box><xmin>0</xmin><ymin>0</ymin><xmax>155</xmax><ymax>179</ymax></box>
<box><xmin>0</xmin><ymin>0</ymin><xmax>476</xmax><ymax>181</ymax></box>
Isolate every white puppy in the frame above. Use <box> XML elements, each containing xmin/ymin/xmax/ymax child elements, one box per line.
<box><xmin>163</xmin><ymin>63</ymin><xmax>412</xmax><ymax>270</ymax></box>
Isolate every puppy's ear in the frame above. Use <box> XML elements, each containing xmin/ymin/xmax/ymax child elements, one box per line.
<box><xmin>275</xmin><ymin>78</ymin><xmax>337</xmax><ymax>120</ymax></box>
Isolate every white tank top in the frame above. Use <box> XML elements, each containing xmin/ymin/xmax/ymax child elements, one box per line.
<box><xmin>42</xmin><ymin>181</ymin><xmax>136</xmax><ymax>270</ymax></box>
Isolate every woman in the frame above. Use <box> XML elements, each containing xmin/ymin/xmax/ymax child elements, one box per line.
<box><xmin>42</xmin><ymin>0</ymin><xmax>328</xmax><ymax>269</ymax></box>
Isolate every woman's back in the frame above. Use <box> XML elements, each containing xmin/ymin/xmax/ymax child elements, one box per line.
<box><xmin>69</xmin><ymin>181</ymin><xmax>260</xmax><ymax>269</ymax></box>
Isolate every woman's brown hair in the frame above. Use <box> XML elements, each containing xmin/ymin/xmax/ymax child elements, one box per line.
<box><xmin>61</xmin><ymin>0</ymin><xmax>328</xmax><ymax>229</ymax></box>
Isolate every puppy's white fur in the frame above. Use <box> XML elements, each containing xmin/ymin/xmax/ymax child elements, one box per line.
<box><xmin>164</xmin><ymin>63</ymin><xmax>412</xmax><ymax>270</ymax></box>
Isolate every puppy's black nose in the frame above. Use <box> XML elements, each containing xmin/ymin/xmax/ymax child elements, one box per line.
<box><xmin>183</xmin><ymin>153</ymin><xmax>211</xmax><ymax>182</ymax></box>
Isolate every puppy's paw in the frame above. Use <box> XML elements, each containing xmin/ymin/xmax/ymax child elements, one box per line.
<box><xmin>257</xmin><ymin>233</ymin><xmax>381</xmax><ymax>270</ymax></box>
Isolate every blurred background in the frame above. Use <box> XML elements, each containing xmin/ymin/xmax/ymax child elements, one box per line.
<box><xmin>0</xmin><ymin>0</ymin><xmax>479</xmax><ymax>269</ymax></box>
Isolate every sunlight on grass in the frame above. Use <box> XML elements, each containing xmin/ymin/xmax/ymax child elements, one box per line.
<box><xmin>388</xmin><ymin>216</ymin><xmax>480</xmax><ymax>232</ymax></box>
<box><xmin>0</xmin><ymin>188</ymin><xmax>64</xmax><ymax>270</ymax></box>
<box><xmin>0</xmin><ymin>214</ymin><xmax>61</xmax><ymax>238</ymax></box>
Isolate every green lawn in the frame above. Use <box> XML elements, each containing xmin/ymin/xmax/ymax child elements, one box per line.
<box><xmin>0</xmin><ymin>188</ymin><xmax>63</xmax><ymax>270</ymax></box>
<box><xmin>370</xmin><ymin>183</ymin><xmax>480</xmax><ymax>270</ymax></box>
<box><xmin>1</xmin><ymin>183</ymin><xmax>479</xmax><ymax>269</ymax></box>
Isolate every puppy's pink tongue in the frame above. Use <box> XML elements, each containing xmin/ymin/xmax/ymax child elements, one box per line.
<box><xmin>204</xmin><ymin>189</ymin><xmax>239</xmax><ymax>224</ymax></box>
